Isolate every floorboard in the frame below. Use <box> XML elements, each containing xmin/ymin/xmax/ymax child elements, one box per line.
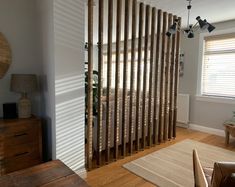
<box><xmin>85</xmin><ymin>127</ymin><xmax>235</xmax><ymax>187</ymax></box>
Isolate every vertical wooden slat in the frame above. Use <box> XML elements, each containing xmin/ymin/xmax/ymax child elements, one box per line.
<box><xmin>168</xmin><ymin>15</ymin><xmax>177</xmax><ymax>139</ymax></box>
<box><xmin>153</xmin><ymin>9</ymin><xmax>162</xmax><ymax>145</ymax></box>
<box><xmin>114</xmin><ymin>0</ymin><xmax>122</xmax><ymax>160</ymax></box>
<box><xmin>129</xmin><ymin>0</ymin><xmax>137</xmax><ymax>155</ymax></box>
<box><xmin>122</xmin><ymin>0</ymin><xmax>130</xmax><ymax>157</ymax></box>
<box><xmin>163</xmin><ymin>14</ymin><xmax>172</xmax><ymax>141</ymax></box>
<box><xmin>87</xmin><ymin>0</ymin><xmax>93</xmax><ymax>170</ymax></box>
<box><xmin>90</xmin><ymin>0</ymin><xmax>181</xmax><ymax>168</ymax></box>
<box><xmin>97</xmin><ymin>0</ymin><xmax>104</xmax><ymax>166</ymax></box>
<box><xmin>147</xmin><ymin>7</ymin><xmax>156</xmax><ymax>147</ymax></box>
<box><xmin>141</xmin><ymin>4</ymin><xmax>150</xmax><ymax>149</ymax></box>
<box><xmin>158</xmin><ymin>12</ymin><xmax>167</xmax><ymax>143</ymax></box>
<box><xmin>135</xmin><ymin>2</ymin><xmax>144</xmax><ymax>152</ymax></box>
<box><xmin>105</xmin><ymin>0</ymin><xmax>113</xmax><ymax>163</ymax></box>
<box><xmin>173</xmin><ymin>17</ymin><xmax>181</xmax><ymax>138</ymax></box>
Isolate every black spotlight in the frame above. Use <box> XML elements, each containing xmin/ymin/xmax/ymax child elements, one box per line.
<box><xmin>204</xmin><ymin>19</ymin><xmax>216</xmax><ymax>32</ymax></box>
<box><xmin>184</xmin><ymin>24</ymin><xmax>193</xmax><ymax>34</ymax></box>
<box><xmin>188</xmin><ymin>31</ymin><xmax>194</xmax><ymax>38</ymax></box>
<box><xmin>184</xmin><ymin>29</ymin><xmax>190</xmax><ymax>34</ymax></box>
<box><xmin>166</xmin><ymin>31</ymin><xmax>172</xmax><ymax>37</ymax></box>
<box><xmin>166</xmin><ymin>22</ymin><xmax>177</xmax><ymax>37</ymax></box>
<box><xmin>196</xmin><ymin>16</ymin><xmax>208</xmax><ymax>30</ymax></box>
<box><xmin>208</xmin><ymin>23</ymin><xmax>216</xmax><ymax>32</ymax></box>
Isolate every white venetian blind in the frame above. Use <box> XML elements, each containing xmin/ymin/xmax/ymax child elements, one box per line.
<box><xmin>103</xmin><ymin>49</ymin><xmax>150</xmax><ymax>90</ymax></box>
<box><xmin>202</xmin><ymin>34</ymin><xmax>235</xmax><ymax>98</ymax></box>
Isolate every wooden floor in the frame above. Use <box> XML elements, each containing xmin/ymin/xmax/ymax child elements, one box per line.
<box><xmin>85</xmin><ymin>127</ymin><xmax>235</xmax><ymax>187</ymax></box>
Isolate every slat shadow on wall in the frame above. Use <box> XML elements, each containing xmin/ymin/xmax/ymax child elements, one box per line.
<box><xmin>87</xmin><ymin>0</ymin><xmax>181</xmax><ymax>169</ymax></box>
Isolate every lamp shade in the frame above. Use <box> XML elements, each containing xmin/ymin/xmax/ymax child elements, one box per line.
<box><xmin>184</xmin><ymin>29</ymin><xmax>190</xmax><ymax>34</ymax></box>
<box><xmin>11</xmin><ymin>74</ymin><xmax>37</xmax><ymax>93</ymax></box>
<box><xmin>204</xmin><ymin>20</ymin><xmax>216</xmax><ymax>33</ymax></box>
<box><xmin>188</xmin><ymin>31</ymin><xmax>194</xmax><ymax>38</ymax></box>
<box><xmin>166</xmin><ymin>31</ymin><xmax>172</xmax><ymax>37</ymax></box>
<box><xmin>207</xmin><ymin>24</ymin><xmax>215</xmax><ymax>32</ymax></box>
<box><xmin>196</xmin><ymin>16</ymin><xmax>208</xmax><ymax>30</ymax></box>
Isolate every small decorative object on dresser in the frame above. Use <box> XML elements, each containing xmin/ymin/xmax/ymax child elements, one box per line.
<box><xmin>10</xmin><ymin>74</ymin><xmax>37</xmax><ymax>118</ymax></box>
<box><xmin>0</xmin><ymin>116</ymin><xmax>42</xmax><ymax>175</ymax></box>
<box><xmin>3</xmin><ymin>103</ymin><xmax>17</xmax><ymax>119</ymax></box>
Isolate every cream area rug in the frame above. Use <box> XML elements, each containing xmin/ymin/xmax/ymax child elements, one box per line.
<box><xmin>123</xmin><ymin>139</ymin><xmax>235</xmax><ymax>187</ymax></box>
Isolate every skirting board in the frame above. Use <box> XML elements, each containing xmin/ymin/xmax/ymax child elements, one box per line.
<box><xmin>75</xmin><ymin>167</ymin><xmax>87</xmax><ymax>179</ymax></box>
<box><xmin>177</xmin><ymin>122</ymin><xmax>189</xmax><ymax>128</ymax></box>
<box><xmin>189</xmin><ymin>123</ymin><xmax>225</xmax><ymax>137</ymax></box>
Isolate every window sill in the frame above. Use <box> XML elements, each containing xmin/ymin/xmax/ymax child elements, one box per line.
<box><xmin>195</xmin><ymin>95</ymin><xmax>235</xmax><ymax>105</ymax></box>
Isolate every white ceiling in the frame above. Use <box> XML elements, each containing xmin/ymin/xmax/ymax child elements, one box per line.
<box><xmin>88</xmin><ymin>0</ymin><xmax>235</xmax><ymax>43</ymax></box>
<box><xmin>144</xmin><ymin>0</ymin><xmax>235</xmax><ymax>27</ymax></box>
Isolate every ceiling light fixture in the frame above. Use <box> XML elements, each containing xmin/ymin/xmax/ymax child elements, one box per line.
<box><xmin>166</xmin><ymin>0</ymin><xmax>216</xmax><ymax>38</ymax></box>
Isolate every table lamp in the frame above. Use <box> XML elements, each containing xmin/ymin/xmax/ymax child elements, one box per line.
<box><xmin>10</xmin><ymin>74</ymin><xmax>37</xmax><ymax>118</ymax></box>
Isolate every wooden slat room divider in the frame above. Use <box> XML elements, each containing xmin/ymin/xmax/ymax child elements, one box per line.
<box><xmin>173</xmin><ymin>17</ymin><xmax>182</xmax><ymax>138</ymax></box>
<box><xmin>168</xmin><ymin>15</ymin><xmax>177</xmax><ymax>139</ymax></box>
<box><xmin>142</xmin><ymin>4</ymin><xmax>150</xmax><ymax>150</ymax></box>
<box><xmin>153</xmin><ymin>9</ymin><xmax>162</xmax><ymax>145</ymax></box>
<box><xmin>147</xmin><ymin>7</ymin><xmax>156</xmax><ymax>148</ymax></box>
<box><xmin>136</xmin><ymin>2</ymin><xmax>144</xmax><ymax>152</ymax></box>
<box><xmin>114</xmin><ymin>0</ymin><xmax>122</xmax><ymax>161</ymax></box>
<box><xmin>87</xmin><ymin>0</ymin><xmax>93</xmax><ymax>170</ymax></box>
<box><xmin>97</xmin><ymin>0</ymin><xmax>104</xmax><ymax>167</ymax></box>
<box><xmin>163</xmin><ymin>13</ymin><xmax>172</xmax><ymax>142</ymax></box>
<box><xmin>105</xmin><ymin>0</ymin><xmax>114</xmax><ymax>164</ymax></box>
<box><xmin>158</xmin><ymin>11</ymin><xmax>167</xmax><ymax>143</ymax></box>
<box><xmin>87</xmin><ymin>0</ymin><xmax>181</xmax><ymax>169</ymax></box>
<box><xmin>122</xmin><ymin>0</ymin><xmax>131</xmax><ymax>158</ymax></box>
<box><xmin>129</xmin><ymin>0</ymin><xmax>137</xmax><ymax>155</ymax></box>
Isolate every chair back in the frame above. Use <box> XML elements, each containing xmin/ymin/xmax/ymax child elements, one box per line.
<box><xmin>192</xmin><ymin>149</ymin><xmax>208</xmax><ymax>187</ymax></box>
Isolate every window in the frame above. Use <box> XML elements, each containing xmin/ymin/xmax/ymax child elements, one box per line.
<box><xmin>103</xmin><ymin>49</ymin><xmax>151</xmax><ymax>91</ymax></box>
<box><xmin>202</xmin><ymin>33</ymin><xmax>235</xmax><ymax>98</ymax></box>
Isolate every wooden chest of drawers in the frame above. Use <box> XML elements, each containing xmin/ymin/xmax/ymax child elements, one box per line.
<box><xmin>0</xmin><ymin>117</ymin><xmax>42</xmax><ymax>175</ymax></box>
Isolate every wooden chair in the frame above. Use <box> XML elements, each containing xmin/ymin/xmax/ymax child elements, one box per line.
<box><xmin>193</xmin><ymin>149</ymin><xmax>209</xmax><ymax>187</ymax></box>
<box><xmin>193</xmin><ymin>149</ymin><xmax>235</xmax><ymax>187</ymax></box>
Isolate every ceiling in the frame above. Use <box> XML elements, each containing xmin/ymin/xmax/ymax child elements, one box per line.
<box><xmin>89</xmin><ymin>0</ymin><xmax>235</xmax><ymax>43</ymax></box>
<box><xmin>144</xmin><ymin>0</ymin><xmax>235</xmax><ymax>27</ymax></box>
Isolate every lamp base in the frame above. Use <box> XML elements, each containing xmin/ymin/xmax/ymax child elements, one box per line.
<box><xmin>18</xmin><ymin>94</ymin><xmax>31</xmax><ymax>118</ymax></box>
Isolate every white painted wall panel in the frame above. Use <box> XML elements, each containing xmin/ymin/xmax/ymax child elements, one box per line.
<box><xmin>54</xmin><ymin>0</ymin><xmax>85</xmax><ymax>171</ymax></box>
<box><xmin>37</xmin><ymin>0</ymin><xmax>56</xmax><ymax>161</ymax></box>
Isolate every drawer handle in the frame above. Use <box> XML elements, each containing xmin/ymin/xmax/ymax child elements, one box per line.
<box><xmin>14</xmin><ymin>133</ymin><xmax>28</xmax><ymax>137</ymax></box>
<box><xmin>14</xmin><ymin>152</ymin><xmax>29</xmax><ymax>157</ymax></box>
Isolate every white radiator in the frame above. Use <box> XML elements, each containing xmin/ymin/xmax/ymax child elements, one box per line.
<box><xmin>177</xmin><ymin>94</ymin><xmax>190</xmax><ymax>125</ymax></box>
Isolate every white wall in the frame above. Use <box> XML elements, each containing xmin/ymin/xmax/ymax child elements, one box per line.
<box><xmin>179</xmin><ymin>20</ymin><xmax>235</xmax><ymax>130</ymax></box>
<box><xmin>54</xmin><ymin>0</ymin><xmax>85</xmax><ymax>172</ymax></box>
<box><xmin>37</xmin><ymin>1</ymin><xmax>86</xmax><ymax>171</ymax></box>
<box><xmin>0</xmin><ymin>0</ymin><xmax>86</xmax><ymax>171</ymax></box>
<box><xmin>0</xmin><ymin>0</ymin><xmax>42</xmax><ymax>117</ymax></box>
<box><xmin>37</xmin><ymin>0</ymin><xmax>56</xmax><ymax>161</ymax></box>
